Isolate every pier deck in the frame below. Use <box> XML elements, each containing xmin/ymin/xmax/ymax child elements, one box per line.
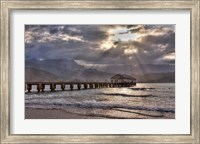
<box><xmin>25</xmin><ymin>81</ymin><xmax>136</xmax><ymax>92</ymax></box>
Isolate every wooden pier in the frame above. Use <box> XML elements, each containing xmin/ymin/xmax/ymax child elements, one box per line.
<box><xmin>25</xmin><ymin>81</ymin><xmax>136</xmax><ymax>93</ymax></box>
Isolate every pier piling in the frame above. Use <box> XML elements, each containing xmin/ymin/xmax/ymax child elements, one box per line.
<box><xmin>89</xmin><ymin>84</ymin><xmax>93</xmax><ymax>89</ymax></box>
<box><xmin>61</xmin><ymin>84</ymin><xmax>65</xmax><ymax>91</ymax></box>
<box><xmin>70</xmin><ymin>84</ymin><xmax>74</xmax><ymax>90</ymax></box>
<box><xmin>37</xmin><ymin>84</ymin><xmax>42</xmax><ymax>92</ymax></box>
<box><xmin>41</xmin><ymin>84</ymin><xmax>45</xmax><ymax>92</ymax></box>
<box><xmin>50</xmin><ymin>83</ymin><xmax>56</xmax><ymax>92</ymax></box>
<box><xmin>77</xmin><ymin>83</ymin><xmax>81</xmax><ymax>90</ymax></box>
<box><xmin>84</xmin><ymin>84</ymin><xmax>88</xmax><ymax>89</ymax></box>
<box><xmin>27</xmin><ymin>84</ymin><xmax>32</xmax><ymax>92</ymax></box>
<box><xmin>25</xmin><ymin>81</ymin><xmax>136</xmax><ymax>93</ymax></box>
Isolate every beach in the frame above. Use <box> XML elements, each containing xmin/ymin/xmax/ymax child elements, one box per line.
<box><xmin>25</xmin><ymin>108</ymin><xmax>101</xmax><ymax>119</ymax></box>
<box><xmin>25</xmin><ymin>83</ymin><xmax>175</xmax><ymax>119</ymax></box>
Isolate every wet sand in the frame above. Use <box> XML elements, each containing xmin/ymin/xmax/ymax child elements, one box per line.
<box><xmin>25</xmin><ymin>108</ymin><xmax>100</xmax><ymax>119</ymax></box>
<box><xmin>25</xmin><ymin>107</ymin><xmax>173</xmax><ymax>119</ymax></box>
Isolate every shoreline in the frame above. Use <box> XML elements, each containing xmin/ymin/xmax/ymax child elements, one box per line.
<box><xmin>25</xmin><ymin>108</ymin><xmax>102</xmax><ymax>119</ymax></box>
<box><xmin>25</xmin><ymin>107</ymin><xmax>174</xmax><ymax>119</ymax></box>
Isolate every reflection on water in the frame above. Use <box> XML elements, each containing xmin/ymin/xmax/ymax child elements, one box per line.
<box><xmin>25</xmin><ymin>83</ymin><xmax>175</xmax><ymax>119</ymax></box>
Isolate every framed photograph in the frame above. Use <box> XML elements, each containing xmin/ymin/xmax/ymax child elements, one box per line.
<box><xmin>1</xmin><ymin>0</ymin><xmax>199</xmax><ymax>143</ymax></box>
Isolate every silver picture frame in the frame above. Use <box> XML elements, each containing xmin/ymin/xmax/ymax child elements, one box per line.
<box><xmin>0</xmin><ymin>0</ymin><xmax>199</xmax><ymax>143</ymax></box>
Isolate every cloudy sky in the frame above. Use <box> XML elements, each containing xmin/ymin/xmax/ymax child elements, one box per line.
<box><xmin>25</xmin><ymin>25</ymin><xmax>175</xmax><ymax>71</ymax></box>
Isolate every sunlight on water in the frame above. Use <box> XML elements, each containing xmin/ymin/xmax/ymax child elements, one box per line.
<box><xmin>25</xmin><ymin>83</ymin><xmax>175</xmax><ymax>119</ymax></box>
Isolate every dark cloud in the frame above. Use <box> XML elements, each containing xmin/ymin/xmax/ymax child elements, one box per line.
<box><xmin>126</xmin><ymin>25</ymin><xmax>140</xmax><ymax>29</ymax></box>
<box><xmin>25</xmin><ymin>25</ymin><xmax>110</xmax><ymax>44</ymax></box>
<box><xmin>49</xmin><ymin>27</ymin><xmax>60</xmax><ymax>34</ymax></box>
<box><xmin>25</xmin><ymin>24</ymin><xmax>175</xmax><ymax>68</ymax></box>
<box><xmin>80</xmin><ymin>26</ymin><xmax>109</xmax><ymax>42</ymax></box>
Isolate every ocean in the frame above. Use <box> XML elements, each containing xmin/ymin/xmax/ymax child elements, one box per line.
<box><xmin>25</xmin><ymin>83</ymin><xmax>175</xmax><ymax>119</ymax></box>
